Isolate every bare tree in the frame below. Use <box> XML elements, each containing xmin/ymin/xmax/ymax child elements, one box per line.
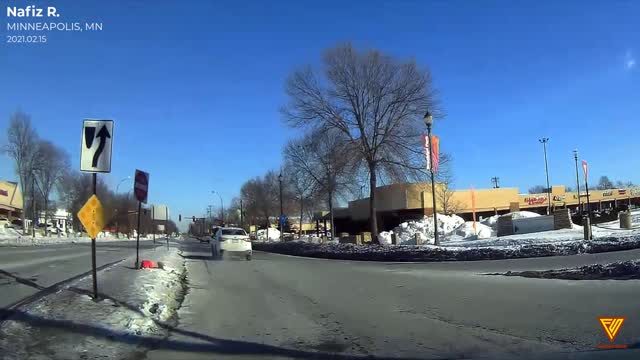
<box><xmin>33</xmin><ymin>140</ymin><xmax>70</xmax><ymax>235</ymax></box>
<box><xmin>434</xmin><ymin>153</ymin><xmax>461</xmax><ymax>215</ymax></box>
<box><xmin>3</xmin><ymin>112</ymin><xmax>40</xmax><ymax>234</ymax></box>
<box><xmin>528</xmin><ymin>185</ymin><xmax>547</xmax><ymax>194</ymax></box>
<box><xmin>284</xmin><ymin>143</ymin><xmax>320</xmax><ymax>236</ymax></box>
<box><xmin>282</xmin><ymin>43</ymin><xmax>439</xmax><ymax>242</ymax></box>
<box><xmin>283</xmin><ymin>129</ymin><xmax>356</xmax><ymax>239</ymax></box>
<box><xmin>597</xmin><ymin>176</ymin><xmax>614</xmax><ymax>190</ymax></box>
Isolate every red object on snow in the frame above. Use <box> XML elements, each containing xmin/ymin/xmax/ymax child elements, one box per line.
<box><xmin>140</xmin><ymin>260</ymin><xmax>156</xmax><ymax>269</ymax></box>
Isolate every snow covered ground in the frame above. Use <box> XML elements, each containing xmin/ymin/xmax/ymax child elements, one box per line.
<box><xmin>0</xmin><ymin>246</ymin><xmax>186</xmax><ymax>359</ymax></box>
<box><xmin>0</xmin><ymin>227</ymin><xmax>159</xmax><ymax>246</ymax></box>
<box><xmin>256</xmin><ymin>228</ymin><xmax>281</xmax><ymax>241</ymax></box>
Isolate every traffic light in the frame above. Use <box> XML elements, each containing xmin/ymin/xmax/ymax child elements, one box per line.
<box><xmin>179</xmin><ymin>214</ymin><xmax>182</xmax><ymax>222</ymax></box>
<box><xmin>192</xmin><ymin>216</ymin><xmax>196</xmax><ymax>222</ymax></box>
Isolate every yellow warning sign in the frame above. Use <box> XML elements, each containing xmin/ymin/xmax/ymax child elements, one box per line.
<box><xmin>77</xmin><ymin>194</ymin><xmax>106</xmax><ymax>239</ymax></box>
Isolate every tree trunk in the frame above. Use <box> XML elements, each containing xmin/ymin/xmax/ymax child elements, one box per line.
<box><xmin>44</xmin><ymin>197</ymin><xmax>48</xmax><ymax>236</ymax></box>
<box><xmin>299</xmin><ymin>196</ymin><xmax>304</xmax><ymax>239</ymax></box>
<box><xmin>328</xmin><ymin>190</ymin><xmax>335</xmax><ymax>240</ymax></box>
<box><xmin>20</xmin><ymin>172</ymin><xmax>27</xmax><ymax>235</ymax></box>
<box><xmin>369</xmin><ymin>164</ymin><xmax>379</xmax><ymax>244</ymax></box>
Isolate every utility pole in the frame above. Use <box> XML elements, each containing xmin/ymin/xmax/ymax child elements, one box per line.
<box><xmin>539</xmin><ymin>138</ymin><xmax>552</xmax><ymax>215</ymax></box>
<box><xmin>491</xmin><ymin>177</ymin><xmax>500</xmax><ymax>189</ymax></box>
<box><xmin>278</xmin><ymin>173</ymin><xmax>284</xmax><ymax>241</ymax></box>
<box><xmin>573</xmin><ymin>149</ymin><xmax>582</xmax><ymax>215</ymax></box>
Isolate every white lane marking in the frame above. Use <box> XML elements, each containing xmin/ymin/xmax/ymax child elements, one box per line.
<box><xmin>0</xmin><ymin>250</ymin><xmax>110</xmax><ymax>270</ymax></box>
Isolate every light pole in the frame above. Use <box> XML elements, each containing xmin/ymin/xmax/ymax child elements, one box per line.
<box><xmin>573</xmin><ymin>149</ymin><xmax>582</xmax><ymax>216</ymax></box>
<box><xmin>539</xmin><ymin>138</ymin><xmax>551</xmax><ymax>215</ymax></box>
<box><xmin>278</xmin><ymin>172</ymin><xmax>284</xmax><ymax>241</ymax></box>
<box><xmin>115</xmin><ymin>176</ymin><xmax>131</xmax><ymax>236</ymax></box>
<box><xmin>211</xmin><ymin>191</ymin><xmax>224</xmax><ymax>225</ymax></box>
<box><xmin>424</xmin><ymin>111</ymin><xmax>439</xmax><ymax>246</ymax></box>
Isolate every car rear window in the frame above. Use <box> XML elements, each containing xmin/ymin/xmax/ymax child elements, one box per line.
<box><xmin>221</xmin><ymin>229</ymin><xmax>246</xmax><ymax>236</ymax></box>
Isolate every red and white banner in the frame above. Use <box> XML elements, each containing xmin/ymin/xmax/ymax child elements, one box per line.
<box><xmin>422</xmin><ymin>134</ymin><xmax>440</xmax><ymax>173</ymax></box>
<box><xmin>422</xmin><ymin>134</ymin><xmax>430</xmax><ymax>171</ymax></box>
<box><xmin>582</xmin><ymin>160</ymin><xmax>588</xmax><ymax>180</ymax></box>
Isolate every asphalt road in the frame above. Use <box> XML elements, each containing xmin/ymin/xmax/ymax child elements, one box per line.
<box><xmin>146</xmin><ymin>238</ymin><xmax>640</xmax><ymax>360</ymax></box>
<box><xmin>0</xmin><ymin>240</ymin><xmax>163</xmax><ymax>310</ymax></box>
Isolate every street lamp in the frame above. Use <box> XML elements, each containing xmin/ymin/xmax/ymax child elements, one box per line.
<box><xmin>573</xmin><ymin>149</ymin><xmax>582</xmax><ymax>216</ymax></box>
<box><xmin>278</xmin><ymin>172</ymin><xmax>284</xmax><ymax>241</ymax></box>
<box><xmin>539</xmin><ymin>138</ymin><xmax>551</xmax><ymax>215</ymax></box>
<box><xmin>115</xmin><ymin>176</ymin><xmax>131</xmax><ymax>236</ymax></box>
<box><xmin>211</xmin><ymin>191</ymin><xmax>224</xmax><ymax>225</ymax></box>
<box><xmin>116</xmin><ymin>176</ymin><xmax>132</xmax><ymax>194</ymax></box>
<box><xmin>424</xmin><ymin>111</ymin><xmax>439</xmax><ymax>246</ymax></box>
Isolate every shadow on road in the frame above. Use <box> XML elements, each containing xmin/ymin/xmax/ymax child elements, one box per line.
<box><xmin>0</xmin><ymin>269</ymin><xmax>44</xmax><ymax>291</ymax></box>
<box><xmin>179</xmin><ymin>254</ymin><xmax>217</xmax><ymax>261</ymax></box>
<box><xmin>0</xmin><ymin>308</ymin><xmax>431</xmax><ymax>360</ymax></box>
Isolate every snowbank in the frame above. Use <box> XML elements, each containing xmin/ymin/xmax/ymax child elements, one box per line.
<box><xmin>256</xmin><ymin>228</ymin><xmax>281</xmax><ymax>241</ymax></box>
<box><xmin>480</xmin><ymin>211</ymin><xmax>542</xmax><ymax>230</ymax></box>
<box><xmin>454</xmin><ymin>222</ymin><xmax>493</xmax><ymax>239</ymax></box>
<box><xmin>392</xmin><ymin>214</ymin><xmax>465</xmax><ymax>245</ymax></box>
<box><xmin>0</xmin><ymin>246</ymin><xmax>186</xmax><ymax>358</ymax></box>
<box><xmin>379</xmin><ymin>231</ymin><xmax>393</xmax><ymax>245</ymax></box>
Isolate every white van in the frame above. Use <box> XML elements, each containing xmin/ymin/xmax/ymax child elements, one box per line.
<box><xmin>213</xmin><ymin>227</ymin><xmax>252</xmax><ymax>260</ymax></box>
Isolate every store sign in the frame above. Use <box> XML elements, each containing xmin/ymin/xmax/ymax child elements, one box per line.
<box><xmin>553</xmin><ymin>195</ymin><xmax>565</xmax><ymax>201</ymax></box>
<box><xmin>631</xmin><ymin>189</ymin><xmax>640</xmax><ymax>196</ymax></box>
<box><xmin>618</xmin><ymin>189</ymin><xmax>627</xmax><ymax>195</ymax></box>
<box><xmin>0</xmin><ymin>190</ymin><xmax>7</xmax><ymax>196</ymax></box>
<box><xmin>524</xmin><ymin>196</ymin><xmax>547</xmax><ymax>205</ymax></box>
<box><xmin>603</xmin><ymin>191</ymin><xmax>613</xmax><ymax>197</ymax></box>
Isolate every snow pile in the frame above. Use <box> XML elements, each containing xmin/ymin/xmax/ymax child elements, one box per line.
<box><xmin>480</xmin><ymin>211</ymin><xmax>542</xmax><ymax>230</ymax></box>
<box><xmin>298</xmin><ymin>234</ymin><xmax>323</xmax><ymax>244</ymax></box>
<box><xmin>510</xmin><ymin>211</ymin><xmax>542</xmax><ymax>219</ymax></box>
<box><xmin>256</xmin><ymin>228</ymin><xmax>281</xmax><ymax>241</ymax></box>
<box><xmin>454</xmin><ymin>222</ymin><xmax>493</xmax><ymax>239</ymax></box>
<box><xmin>392</xmin><ymin>214</ymin><xmax>465</xmax><ymax>245</ymax></box>
<box><xmin>0</xmin><ymin>247</ymin><xmax>186</xmax><ymax>359</ymax></box>
<box><xmin>379</xmin><ymin>231</ymin><xmax>393</xmax><ymax>245</ymax></box>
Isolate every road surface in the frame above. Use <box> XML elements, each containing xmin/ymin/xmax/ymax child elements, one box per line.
<box><xmin>147</xmin><ymin>238</ymin><xmax>640</xmax><ymax>359</ymax></box>
<box><xmin>0</xmin><ymin>240</ymin><xmax>163</xmax><ymax>310</ymax></box>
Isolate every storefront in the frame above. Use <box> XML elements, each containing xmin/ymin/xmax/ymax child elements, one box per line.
<box><xmin>0</xmin><ymin>180</ymin><xmax>23</xmax><ymax>222</ymax></box>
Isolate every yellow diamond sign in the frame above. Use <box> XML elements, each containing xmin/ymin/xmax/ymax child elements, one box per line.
<box><xmin>77</xmin><ymin>195</ymin><xmax>106</xmax><ymax>239</ymax></box>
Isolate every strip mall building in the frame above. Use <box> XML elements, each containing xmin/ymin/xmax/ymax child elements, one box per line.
<box><xmin>0</xmin><ymin>181</ymin><xmax>23</xmax><ymax>221</ymax></box>
<box><xmin>331</xmin><ymin>183</ymin><xmax>640</xmax><ymax>234</ymax></box>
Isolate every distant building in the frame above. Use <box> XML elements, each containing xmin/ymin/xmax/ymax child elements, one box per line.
<box><xmin>329</xmin><ymin>183</ymin><xmax>640</xmax><ymax>234</ymax></box>
<box><xmin>0</xmin><ymin>180</ymin><xmax>23</xmax><ymax>222</ymax></box>
<box><xmin>38</xmin><ymin>208</ymin><xmax>72</xmax><ymax>233</ymax></box>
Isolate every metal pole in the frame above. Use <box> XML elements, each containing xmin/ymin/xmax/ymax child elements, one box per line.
<box><xmin>573</xmin><ymin>150</ymin><xmax>582</xmax><ymax>216</ymax></box>
<box><xmin>91</xmin><ymin>173</ymin><xmax>98</xmax><ymax>299</ymax></box>
<box><xmin>279</xmin><ymin>174</ymin><xmax>283</xmax><ymax>241</ymax></box>
<box><xmin>428</xmin><ymin>125</ymin><xmax>439</xmax><ymax>246</ymax></box>
<box><xmin>240</xmin><ymin>199</ymin><xmax>244</xmax><ymax>229</ymax></box>
<box><xmin>585</xmin><ymin>176</ymin><xmax>592</xmax><ymax>238</ymax></box>
<box><xmin>32</xmin><ymin>177</ymin><xmax>36</xmax><ymax>238</ymax></box>
<box><xmin>135</xmin><ymin>201</ymin><xmax>141</xmax><ymax>268</ymax></box>
<box><xmin>540</xmin><ymin>138</ymin><xmax>551</xmax><ymax>215</ymax></box>
<box><xmin>166</xmin><ymin>206</ymin><xmax>169</xmax><ymax>249</ymax></box>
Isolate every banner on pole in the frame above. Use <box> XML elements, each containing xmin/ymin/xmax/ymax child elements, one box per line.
<box><xmin>431</xmin><ymin>135</ymin><xmax>440</xmax><ymax>173</ymax></box>
<box><xmin>422</xmin><ymin>134</ymin><xmax>430</xmax><ymax>171</ymax></box>
<box><xmin>582</xmin><ymin>160</ymin><xmax>588</xmax><ymax>180</ymax></box>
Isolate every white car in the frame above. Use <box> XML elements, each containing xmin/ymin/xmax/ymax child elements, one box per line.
<box><xmin>213</xmin><ymin>227</ymin><xmax>252</xmax><ymax>260</ymax></box>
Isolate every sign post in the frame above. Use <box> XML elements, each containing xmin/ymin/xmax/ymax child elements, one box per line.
<box><xmin>582</xmin><ymin>160</ymin><xmax>592</xmax><ymax>239</ymax></box>
<box><xmin>134</xmin><ymin>169</ymin><xmax>149</xmax><ymax>268</ymax></box>
<box><xmin>79</xmin><ymin>119</ymin><xmax>114</xmax><ymax>299</ymax></box>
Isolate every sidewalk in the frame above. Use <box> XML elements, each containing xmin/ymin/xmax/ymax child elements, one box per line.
<box><xmin>0</xmin><ymin>241</ymin><xmax>186</xmax><ymax>360</ymax></box>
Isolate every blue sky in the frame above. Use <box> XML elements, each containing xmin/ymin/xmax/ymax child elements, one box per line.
<box><xmin>1</xmin><ymin>0</ymin><xmax>638</xmax><ymax>227</ymax></box>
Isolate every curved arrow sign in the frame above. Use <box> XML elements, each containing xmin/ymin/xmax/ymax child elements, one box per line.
<box><xmin>81</xmin><ymin>120</ymin><xmax>114</xmax><ymax>173</ymax></box>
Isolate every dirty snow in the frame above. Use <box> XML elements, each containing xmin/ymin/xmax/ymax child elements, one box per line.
<box><xmin>0</xmin><ymin>231</ymin><xmax>161</xmax><ymax>247</ymax></box>
<box><xmin>0</xmin><ymin>245</ymin><xmax>186</xmax><ymax>359</ymax></box>
<box><xmin>256</xmin><ymin>228</ymin><xmax>281</xmax><ymax>241</ymax></box>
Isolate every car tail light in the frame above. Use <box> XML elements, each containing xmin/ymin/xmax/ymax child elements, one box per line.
<box><xmin>244</xmin><ymin>237</ymin><xmax>251</xmax><ymax>242</ymax></box>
